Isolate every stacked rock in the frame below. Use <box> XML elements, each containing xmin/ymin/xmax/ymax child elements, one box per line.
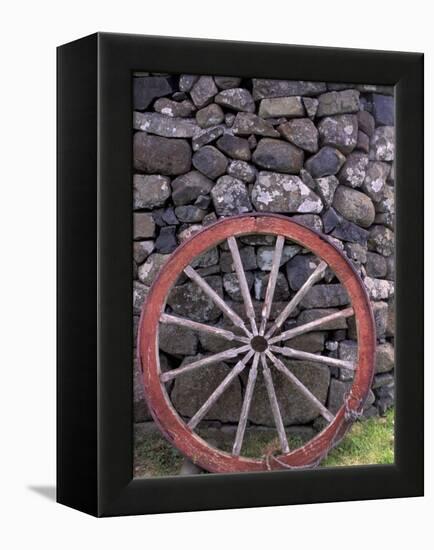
<box><xmin>133</xmin><ymin>73</ymin><xmax>395</xmax><ymax>432</ymax></box>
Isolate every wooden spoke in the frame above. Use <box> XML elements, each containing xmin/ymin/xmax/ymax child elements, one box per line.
<box><xmin>266</xmin><ymin>351</ymin><xmax>334</xmax><ymax>423</ymax></box>
<box><xmin>260</xmin><ymin>354</ymin><xmax>290</xmax><ymax>453</ymax></box>
<box><xmin>268</xmin><ymin>307</ymin><xmax>354</xmax><ymax>344</ymax></box>
<box><xmin>160</xmin><ymin>313</ymin><xmax>250</xmax><ymax>344</ymax></box>
<box><xmin>160</xmin><ymin>345</ymin><xmax>251</xmax><ymax>383</ymax></box>
<box><xmin>232</xmin><ymin>353</ymin><xmax>260</xmax><ymax>456</ymax></box>
<box><xmin>188</xmin><ymin>350</ymin><xmax>255</xmax><ymax>430</ymax></box>
<box><xmin>269</xmin><ymin>345</ymin><xmax>356</xmax><ymax>370</ymax></box>
<box><xmin>184</xmin><ymin>265</ymin><xmax>252</xmax><ymax>337</ymax></box>
<box><xmin>259</xmin><ymin>235</ymin><xmax>285</xmax><ymax>335</ymax></box>
<box><xmin>227</xmin><ymin>236</ymin><xmax>258</xmax><ymax>335</ymax></box>
<box><xmin>266</xmin><ymin>261</ymin><xmax>328</xmax><ymax>338</ymax></box>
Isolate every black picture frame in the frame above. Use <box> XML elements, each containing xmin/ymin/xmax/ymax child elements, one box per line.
<box><xmin>57</xmin><ymin>32</ymin><xmax>424</xmax><ymax>517</ymax></box>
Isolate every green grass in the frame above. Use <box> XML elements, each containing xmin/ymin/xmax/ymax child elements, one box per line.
<box><xmin>133</xmin><ymin>408</ymin><xmax>394</xmax><ymax>478</ymax></box>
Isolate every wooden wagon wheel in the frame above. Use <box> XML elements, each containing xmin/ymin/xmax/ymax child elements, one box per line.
<box><xmin>138</xmin><ymin>213</ymin><xmax>376</xmax><ymax>473</ymax></box>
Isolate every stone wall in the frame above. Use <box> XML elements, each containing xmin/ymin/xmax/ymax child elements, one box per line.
<box><xmin>132</xmin><ymin>73</ymin><xmax>395</xmax><ymax>435</ymax></box>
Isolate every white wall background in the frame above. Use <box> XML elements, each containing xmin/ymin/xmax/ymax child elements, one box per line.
<box><xmin>0</xmin><ymin>1</ymin><xmax>431</xmax><ymax>548</ymax></box>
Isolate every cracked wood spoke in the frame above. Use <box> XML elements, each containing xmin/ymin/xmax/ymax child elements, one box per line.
<box><xmin>227</xmin><ymin>236</ymin><xmax>258</xmax><ymax>335</ymax></box>
<box><xmin>160</xmin><ymin>345</ymin><xmax>251</xmax><ymax>383</ymax></box>
<box><xmin>232</xmin><ymin>353</ymin><xmax>260</xmax><ymax>456</ymax></box>
<box><xmin>260</xmin><ymin>354</ymin><xmax>290</xmax><ymax>453</ymax></box>
<box><xmin>188</xmin><ymin>350</ymin><xmax>255</xmax><ymax>430</ymax></box>
<box><xmin>160</xmin><ymin>313</ymin><xmax>250</xmax><ymax>344</ymax></box>
<box><xmin>266</xmin><ymin>261</ymin><xmax>328</xmax><ymax>338</ymax></box>
<box><xmin>260</xmin><ymin>235</ymin><xmax>285</xmax><ymax>335</ymax></box>
<box><xmin>268</xmin><ymin>307</ymin><xmax>354</xmax><ymax>345</ymax></box>
<box><xmin>270</xmin><ymin>345</ymin><xmax>356</xmax><ymax>370</ymax></box>
<box><xmin>184</xmin><ymin>265</ymin><xmax>252</xmax><ymax>337</ymax></box>
<box><xmin>266</xmin><ymin>350</ymin><xmax>334</xmax><ymax>423</ymax></box>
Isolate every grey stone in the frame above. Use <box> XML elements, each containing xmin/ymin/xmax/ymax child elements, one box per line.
<box><xmin>278</xmin><ymin>118</ymin><xmax>319</xmax><ymax>153</ymax></box>
<box><xmin>314</xmin><ymin>175</ymin><xmax>339</xmax><ymax>207</ymax></box>
<box><xmin>227</xmin><ymin>160</ymin><xmax>257</xmax><ymax>183</ymax></box>
<box><xmin>133</xmin><ymin>134</ymin><xmax>191</xmax><ymax>175</ymax></box>
<box><xmin>155</xmin><ymin>226</ymin><xmax>178</xmax><ymax>253</ymax></box>
<box><xmin>240</xmin><ymin>234</ymin><xmax>276</xmax><ymax>246</ymax></box>
<box><xmin>133</xmin><ymin>241</ymin><xmax>154</xmax><ymax>264</ymax></box>
<box><xmin>195</xmin><ymin>104</ymin><xmax>224</xmax><ymax>128</ymax></box>
<box><xmin>172</xmin><ymin>91</ymin><xmax>188</xmax><ymax>101</ymax></box>
<box><xmin>286</xmin><ymin>254</ymin><xmax>322</xmax><ymax>290</ymax></box>
<box><xmin>258</xmin><ymin>96</ymin><xmax>304</xmax><ymax>118</ymax></box>
<box><xmin>215</xmin><ymin>88</ymin><xmax>255</xmax><ymax>112</ymax></box>
<box><xmin>174</xmin><ymin>205</ymin><xmax>207</xmax><ymax>223</ymax></box>
<box><xmin>192</xmin><ymin>126</ymin><xmax>224</xmax><ymax>151</ymax></box>
<box><xmin>300</xmin><ymin>168</ymin><xmax>316</xmax><ymax>190</ymax></box>
<box><xmin>232</xmin><ymin>113</ymin><xmax>280</xmax><ymax>137</ymax></box>
<box><xmin>214</xmin><ymin>76</ymin><xmax>242</xmax><ymax>89</ymax></box>
<box><xmin>171</xmin><ymin>171</ymin><xmax>214</xmax><ymax>205</ymax></box>
<box><xmin>133</xmin><ymin>76</ymin><xmax>174</xmax><ymax>110</ymax></box>
<box><xmin>252</xmin><ymin>138</ymin><xmax>304</xmax><ymax>174</ymax></box>
<box><xmin>252</xmin><ymin>79</ymin><xmax>327</xmax><ymax>100</ymax></box>
<box><xmin>305</xmin><ymin>147</ymin><xmax>346</xmax><ymax>178</ymax></box>
<box><xmin>287</xmin><ymin>331</ymin><xmax>326</xmax><ymax>353</ymax></box>
<box><xmin>133</xmin><ymin>112</ymin><xmax>199</xmax><ymax>138</ymax></box>
<box><xmin>357</xmin><ymin>110</ymin><xmax>375</xmax><ymax>137</ymax></box>
<box><xmin>192</xmin><ymin>146</ymin><xmax>228</xmax><ymax>179</ymax></box>
<box><xmin>216</xmin><ymin>135</ymin><xmax>251</xmax><ymax>161</ymax></box>
<box><xmin>317</xmin><ymin>89</ymin><xmax>360</xmax><ymax>117</ymax></box>
<box><xmin>220</xmin><ymin>246</ymin><xmax>256</xmax><ymax>272</ymax></box>
<box><xmin>344</xmin><ymin>242</ymin><xmax>367</xmax><ymax>264</ymax></box>
<box><xmin>373</xmin><ymin>373</ymin><xmax>394</xmax><ymax>390</ymax></box>
<box><xmin>133</xmin><ymin>212</ymin><xmax>156</xmax><ymax>239</ymax></box>
<box><xmin>211</xmin><ymin>175</ymin><xmax>252</xmax><ymax>216</ymax></box>
<box><xmin>333</xmin><ymin>186</ymin><xmax>376</xmax><ymax>228</ymax></box>
<box><xmin>252</xmin><ymin>171</ymin><xmax>323</xmax><ymax>213</ymax></box>
<box><xmin>375</xmin><ymin>184</ymin><xmax>395</xmax><ymax>214</ymax></box>
<box><xmin>225</xmin><ymin>113</ymin><xmax>236</xmax><ymax>127</ymax></box>
<box><xmin>291</xmin><ymin>214</ymin><xmax>324</xmax><ymax>232</ymax></box>
<box><xmin>223</xmin><ymin>271</ymin><xmax>254</xmax><ymax>301</ymax></box>
<box><xmin>370</xmin><ymin>126</ymin><xmax>395</xmax><ymax>161</ymax></box>
<box><xmin>362</xmin><ymin>162</ymin><xmax>390</xmax><ymax>202</ymax></box>
<box><xmin>257</xmin><ymin>244</ymin><xmax>300</xmax><ymax>271</ymax></box>
<box><xmin>348</xmin><ymin>300</ymin><xmax>388</xmax><ymax>340</ymax></box>
<box><xmin>249</xmin><ymin>359</ymin><xmax>330</xmax><ymax>425</ymax></box>
<box><xmin>190</xmin><ymin>76</ymin><xmax>218</xmax><ymax>108</ymax></box>
<box><xmin>171</xmin><ymin>358</ymin><xmax>242</xmax><ymax>422</ymax></box>
<box><xmin>303</xmin><ymin>97</ymin><xmax>319</xmax><ymax>119</ymax></box>
<box><xmin>194</xmin><ymin>194</ymin><xmax>211</xmax><ymax>209</ymax></box>
<box><xmin>297</xmin><ymin>308</ymin><xmax>348</xmax><ymax>330</ymax></box>
<box><xmin>154</xmin><ymin>98</ymin><xmax>195</xmax><ymax>117</ymax></box>
<box><xmin>323</xmin><ymin>208</ymin><xmax>369</xmax><ymax>244</ymax></box>
<box><xmin>167</xmin><ymin>275</ymin><xmax>223</xmax><ymax>322</ymax></box>
<box><xmin>133</xmin><ymin>281</ymin><xmax>149</xmax><ymax>315</ymax></box>
<box><xmin>372</xmin><ymin>94</ymin><xmax>394</xmax><ymax>126</ymax></box>
<box><xmin>385</xmin><ymin>255</ymin><xmax>395</xmax><ymax>281</ymax></box>
<box><xmin>368</xmin><ymin>225</ymin><xmax>394</xmax><ymax>256</ymax></box>
<box><xmin>137</xmin><ymin>253</ymin><xmax>170</xmax><ymax>285</ymax></box>
<box><xmin>177</xmin><ymin>224</ymin><xmax>203</xmax><ymax>243</ymax></box>
<box><xmin>301</xmin><ymin>284</ymin><xmax>349</xmax><ymax>309</ymax></box>
<box><xmin>356</xmin><ymin>131</ymin><xmax>370</xmax><ymax>153</ymax></box>
<box><xmin>198</xmin><ymin>319</ymin><xmax>243</xmax><ymax>353</ymax></box>
<box><xmin>191</xmin><ymin>248</ymin><xmax>219</xmax><ymax>269</ymax></box>
<box><xmin>162</xmin><ymin>208</ymin><xmax>179</xmax><ymax>225</ymax></box>
<box><xmin>364</xmin><ymin>277</ymin><xmax>394</xmax><ymax>301</ymax></box>
<box><xmin>318</xmin><ymin>114</ymin><xmax>358</xmax><ymax>154</ymax></box>
<box><xmin>179</xmin><ymin>74</ymin><xmax>199</xmax><ymax>92</ymax></box>
<box><xmin>366</xmin><ymin>252</ymin><xmax>388</xmax><ymax>278</ymax></box>
<box><xmin>133</xmin><ymin>174</ymin><xmax>171</xmax><ymax>209</ymax></box>
<box><xmin>338</xmin><ymin>152</ymin><xmax>369</xmax><ymax>188</ymax></box>
<box><xmin>327</xmin><ymin>379</ymin><xmax>350</xmax><ymax>414</ymax></box>
<box><xmin>255</xmin><ymin>272</ymin><xmax>289</xmax><ymax>301</ymax></box>
<box><xmin>375</xmin><ymin>343</ymin><xmax>394</xmax><ymax>373</ymax></box>
<box><xmin>159</xmin><ymin>323</ymin><xmax>198</xmax><ymax>356</ymax></box>
<box><xmin>337</xmin><ymin>339</ymin><xmax>357</xmax><ymax>381</ymax></box>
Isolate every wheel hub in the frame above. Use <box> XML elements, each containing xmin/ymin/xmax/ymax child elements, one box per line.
<box><xmin>250</xmin><ymin>335</ymin><xmax>268</xmax><ymax>352</ymax></box>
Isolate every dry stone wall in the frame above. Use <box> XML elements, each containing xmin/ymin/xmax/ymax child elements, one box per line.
<box><xmin>132</xmin><ymin>73</ymin><xmax>395</xmax><ymax>434</ymax></box>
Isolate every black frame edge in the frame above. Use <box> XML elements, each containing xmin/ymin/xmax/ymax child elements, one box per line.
<box><xmin>57</xmin><ymin>33</ymin><xmax>99</xmax><ymax>516</ymax></box>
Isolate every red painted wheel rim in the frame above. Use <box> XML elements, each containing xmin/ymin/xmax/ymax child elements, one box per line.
<box><xmin>138</xmin><ymin>214</ymin><xmax>376</xmax><ymax>473</ymax></box>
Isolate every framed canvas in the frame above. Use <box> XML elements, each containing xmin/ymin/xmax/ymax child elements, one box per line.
<box><xmin>57</xmin><ymin>32</ymin><xmax>424</xmax><ymax>517</ymax></box>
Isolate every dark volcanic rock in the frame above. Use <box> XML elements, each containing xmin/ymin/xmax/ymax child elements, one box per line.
<box><xmin>190</xmin><ymin>76</ymin><xmax>218</xmax><ymax>108</ymax></box>
<box><xmin>195</xmin><ymin>104</ymin><xmax>224</xmax><ymax>128</ymax></box>
<box><xmin>357</xmin><ymin>110</ymin><xmax>375</xmax><ymax>137</ymax></box>
<box><xmin>258</xmin><ymin>96</ymin><xmax>304</xmax><ymax>118</ymax></box>
<box><xmin>133</xmin><ymin>76</ymin><xmax>174</xmax><ymax>110</ymax></box>
<box><xmin>278</xmin><ymin>118</ymin><xmax>319</xmax><ymax>153</ymax></box>
<box><xmin>215</xmin><ymin>88</ymin><xmax>255</xmax><ymax>112</ymax></box>
<box><xmin>154</xmin><ymin>97</ymin><xmax>195</xmax><ymax>117</ymax></box>
<box><xmin>252</xmin><ymin>79</ymin><xmax>327</xmax><ymax>100</ymax></box>
<box><xmin>227</xmin><ymin>160</ymin><xmax>257</xmax><ymax>183</ymax></box>
<box><xmin>370</xmin><ymin>126</ymin><xmax>395</xmax><ymax>161</ymax></box>
<box><xmin>301</xmin><ymin>284</ymin><xmax>350</xmax><ymax>308</ymax></box>
<box><xmin>286</xmin><ymin>254</ymin><xmax>321</xmax><ymax>290</ymax></box>
<box><xmin>372</xmin><ymin>94</ymin><xmax>395</xmax><ymax>126</ymax></box>
<box><xmin>232</xmin><ymin>113</ymin><xmax>280</xmax><ymax>137</ymax></box>
<box><xmin>179</xmin><ymin>75</ymin><xmax>199</xmax><ymax>92</ymax></box>
<box><xmin>192</xmin><ymin>126</ymin><xmax>224</xmax><ymax>151</ymax></box>
<box><xmin>167</xmin><ymin>275</ymin><xmax>223</xmax><ymax>322</ymax></box>
<box><xmin>155</xmin><ymin>226</ymin><xmax>178</xmax><ymax>253</ymax></box>
<box><xmin>214</xmin><ymin>76</ymin><xmax>242</xmax><ymax>89</ymax></box>
<box><xmin>133</xmin><ymin>112</ymin><xmax>199</xmax><ymax>138</ymax></box>
<box><xmin>316</xmin><ymin>89</ymin><xmax>360</xmax><ymax>117</ymax></box>
<box><xmin>133</xmin><ymin>212</ymin><xmax>156</xmax><ymax>240</ymax></box>
<box><xmin>133</xmin><ymin>174</ymin><xmax>171</xmax><ymax>209</ymax></box>
<box><xmin>174</xmin><ymin>205</ymin><xmax>207</xmax><ymax>223</ymax></box>
<box><xmin>171</xmin><ymin>171</ymin><xmax>214</xmax><ymax>205</ymax></box>
<box><xmin>192</xmin><ymin>145</ymin><xmax>228</xmax><ymax>179</ymax></box>
<box><xmin>211</xmin><ymin>176</ymin><xmax>252</xmax><ymax>216</ymax></box>
<box><xmin>305</xmin><ymin>146</ymin><xmax>346</xmax><ymax>178</ymax></box>
<box><xmin>216</xmin><ymin>134</ymin><xmax>251</xmax><ymax>161</ymax></box>
<box><xmin>159</xmin><ymin>322</ymin><xmax>198</xmax><ymax>356</ymax></box>
<box><xmin>252</xmin><ymin>138</ymin><xmax>304</xmax><ymax>174</ymax></box>
<box><xmin>318</xmin><ymin>114</ymin><xmax>358</xmax><ymax>154</ymax></box>
<box><xmin>338</xmin><ymin>152</ymin><xmax>369</xmax><ymax>188</ymax></box>
<box><xmin>332</xmin><ymin>186</ymin><xmax>376</xmax><ymax>228</ymax></box>
<box><xmin>134</xmin><ymin>134</ymin><xmax>191</xmax><ymax>175</ymax></box>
